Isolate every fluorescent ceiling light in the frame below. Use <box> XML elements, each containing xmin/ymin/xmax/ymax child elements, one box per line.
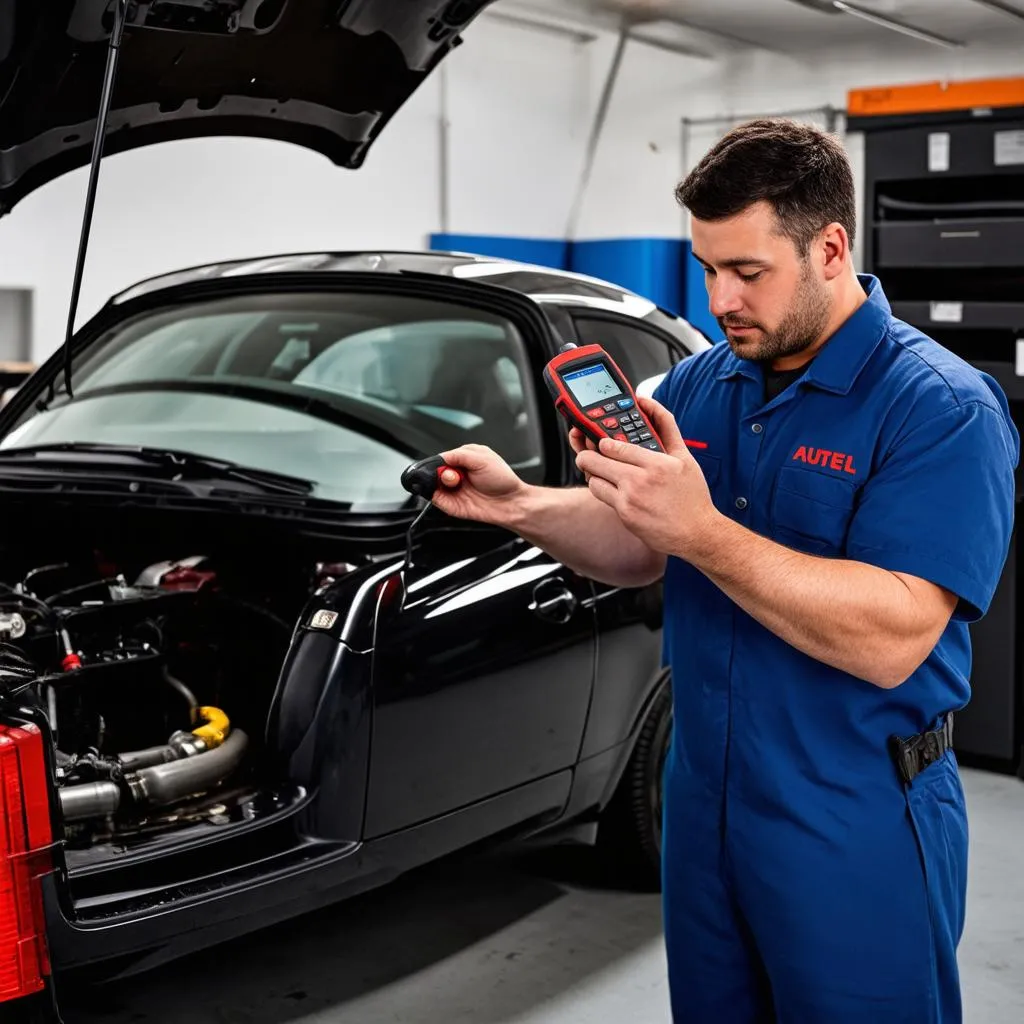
<box><xmin>831</xmin><ymin>1</ymin><xmax>966</xmax><ymax>48</ymax></box>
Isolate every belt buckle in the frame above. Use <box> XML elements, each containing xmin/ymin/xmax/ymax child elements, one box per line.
<box><xmin>888</xmin><ymin>734</ymin><xmax>919</xmax><ymax>786</ymax></box>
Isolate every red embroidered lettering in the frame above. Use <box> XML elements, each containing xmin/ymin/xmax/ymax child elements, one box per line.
<box><xmin>791</xmin><ymin>445</ymin><xmax>858</xmax><ymax>476</ymax></box>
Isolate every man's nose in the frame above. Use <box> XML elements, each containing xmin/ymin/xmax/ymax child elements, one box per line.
<box><xmin>708</xmin><ymin>278</ymin><xmax>744</xmax><ymax>318</ymax></box>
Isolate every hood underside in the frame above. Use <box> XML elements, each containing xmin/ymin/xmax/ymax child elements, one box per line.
<box><xmin>0</xmin><ymin>0</ymin><xmax>495</xmax><ymax>215</ymax></box>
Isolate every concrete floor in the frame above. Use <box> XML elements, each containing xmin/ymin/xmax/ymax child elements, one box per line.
<box><xmin>61</xmin><ymin>767</ymin><xmax>1024</xmax><ymax>1023</ymax></box>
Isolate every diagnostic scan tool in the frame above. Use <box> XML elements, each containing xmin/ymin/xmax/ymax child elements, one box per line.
<box><xmin>544</xmin><ymin>343</ymin><xmax>664</xmax><ymax>452</ymax></box>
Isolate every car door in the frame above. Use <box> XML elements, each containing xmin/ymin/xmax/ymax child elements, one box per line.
<box><xmin>362</xmin><ymin>317</ymin><xmax>597</xmax><ymax>839</ymax></box>
<box><xmin>364</xmin><ymin>529</ymin><xmax>597</xmax><ymax>838</ymax></box>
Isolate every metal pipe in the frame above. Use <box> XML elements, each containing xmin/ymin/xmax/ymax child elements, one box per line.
<box><xmin>831</xmin><ymin>1</ymin><xmax>965</xmax><ymax>48</ymax></box>
<box><xmin>60</xmin><ymin>781</ymin><xmax>120</xmax><ymax>822</ymax></box>
<box><xmin>438</xmin><ymin>62</ymin><xmax>450</xmax><ymax>236</ymax></box>
<box><xmin>968</xmin><ymin>0</ymin><xmax>1024</xmax><ymax>24</ymax></box>
<box><xmin>58</xmin><ymin>0</ymin><xmax>129</xmax><ymax>399</ymax></box>
<box><xmin>127</xmin><ymin>729</ymin><xmax>248</xmax><ymax>807</ymax></box>
<box><xmin>681</xmin><ymin>104</ymin><xmax>842</xmax><ymax>129</ymax></box>
<box><xmin>565</xmin><ymin>28</ymin><xmax>629</xmax><ymax>241</ymax></box>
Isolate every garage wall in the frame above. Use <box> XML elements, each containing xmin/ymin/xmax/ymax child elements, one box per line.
<box><xmin>568</xmin><ymin>36</ymin><xmax>1024</xmax><ymax>336</ymax></box>
<box><xmin>576</xmin><ymin>38</ymin><xmax>1024</xmax><ymax>242</ymax></box>
<box><xmin>0</xmin><ymin>17</ymin><xmax>589</xmax><ymax>363</ymax></box>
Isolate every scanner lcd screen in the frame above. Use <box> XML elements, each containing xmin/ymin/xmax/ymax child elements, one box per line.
<box><xmin>563</xmin><ymin>364</ymin><xmax>619</xmax><ymax>406</ymax></box>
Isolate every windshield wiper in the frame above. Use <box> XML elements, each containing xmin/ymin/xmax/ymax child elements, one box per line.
<box><xmin>0</xmin><ymin>443</ymin><xmax>314</xmax><ymax>497</ymax></box>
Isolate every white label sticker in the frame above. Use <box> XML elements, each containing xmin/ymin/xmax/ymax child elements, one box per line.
<box><xmin>1016</xmin><ymin>340</ymin><xmax>1024</xmax><ymax>377</ymax></box>
<box><xmin>930</xmin><ymin>301</ymin><xmax>963</xmax><ymax>323</ymax></box>
<box><xmin>928</xmin><ymin>132</ymin><xmax>950</xmax><ymax>172</ymax></box>
<box><xmin>995</xmin><ymin>130</ymin><xmax>1024</xmax><ymax>167</ymax></box>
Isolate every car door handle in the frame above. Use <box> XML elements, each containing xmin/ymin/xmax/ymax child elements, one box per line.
<box><xmin>529</xmin><ymin>584</ymin><xmax>578</xmax><ymax>622</ymax></box>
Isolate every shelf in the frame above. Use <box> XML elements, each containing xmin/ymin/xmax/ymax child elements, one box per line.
<box><xmin>892</xmin><ymin>301</ymin><xmax>1024</xmax><ymax>332</ymax></box>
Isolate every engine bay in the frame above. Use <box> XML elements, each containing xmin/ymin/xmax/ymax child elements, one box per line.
<box><xmin>0</xmin><ymin>551</ymin><xmax>305</xmax><ymax>850</ymax></box>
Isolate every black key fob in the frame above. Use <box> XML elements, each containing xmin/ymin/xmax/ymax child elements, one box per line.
<box><xmin>401</xmin><ymin>455</ymin><xmax>463</xmax><ymax>500</ymax></box>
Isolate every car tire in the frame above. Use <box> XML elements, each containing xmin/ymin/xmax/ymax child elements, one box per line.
<box><xmin>597</xmin><ymin>672</ymin><xmax>672</xmax><ymax>891</ymax></box>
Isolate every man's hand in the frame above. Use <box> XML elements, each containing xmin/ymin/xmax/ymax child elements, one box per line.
<box><xmin>430</xmin><ymin>443</ymin><xmax>529</xmax><ymax>525</ymax></box>
<box><xmin>574</xmin><ymin>397</ymin><xmax>720</xmax><ymax>557</ymax></box>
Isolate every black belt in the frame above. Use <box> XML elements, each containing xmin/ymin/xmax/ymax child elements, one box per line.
<box><xmin>888</xmin><ymin>715</ymin><xmax>954</xmax><ymax>785</ymax></box>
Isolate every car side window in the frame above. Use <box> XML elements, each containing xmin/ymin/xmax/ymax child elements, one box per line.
<box><xmin>295</xmin><ymin>319</ymin><xmax>544</xmax><ymax>474</ymax></box>
<box><xmin>570</xmin><ymin>315</ymin><xmax>679</xmax><ymax>387</ymax></box>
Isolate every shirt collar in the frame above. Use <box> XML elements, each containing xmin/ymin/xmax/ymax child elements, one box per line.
<box><xmin>714</xmin><ymin>274</ymin><xmax>892</xmax><ymax>394</ymax></box>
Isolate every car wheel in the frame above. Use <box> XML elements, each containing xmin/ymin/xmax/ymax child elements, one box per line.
<box><xmin>597</xmin><ymin>672</ymin><xmax>672</xmax><ymax>891</ymax></box>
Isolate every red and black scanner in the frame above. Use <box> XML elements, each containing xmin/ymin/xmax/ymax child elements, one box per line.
<box><xmin>543</xmin><ymin>343</ymin><xmax>665</xmax><ymax>452</ymax></box>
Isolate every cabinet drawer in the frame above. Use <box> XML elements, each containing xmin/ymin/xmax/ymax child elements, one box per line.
<box><xmin>875</xmin><ymin>219</ymin><xmax>1024</xmax><ymax>268</ymax></box>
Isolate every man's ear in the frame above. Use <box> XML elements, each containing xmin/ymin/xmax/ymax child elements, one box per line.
<box><xmin>821</xmin><ymin>221</ymin><xmax>850</xmax><ymax>282</ymax></box>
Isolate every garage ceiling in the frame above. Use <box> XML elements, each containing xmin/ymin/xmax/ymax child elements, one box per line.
<box><xmin>493</xmin><ymin>0</ymin><xmax>1024</xmax><ymax>53</ymax></box>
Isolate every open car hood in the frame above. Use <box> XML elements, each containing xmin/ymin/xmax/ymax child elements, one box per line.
<box><xmin>0</xmin><ymin>0</ymin><xmax>495</xmax><ymax>215</ymax></box>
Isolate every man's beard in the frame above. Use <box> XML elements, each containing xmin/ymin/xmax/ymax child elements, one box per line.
<box><xmin>718</xmin><ymin>265</ymin><xmax>831</xmax><ymax>364</ymax></box>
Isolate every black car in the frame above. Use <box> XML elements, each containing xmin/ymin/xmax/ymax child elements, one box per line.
<box><xmin>0</xmin><ymin>3</ymin><xmax>712</xmax><ymax>1020</ymax></box>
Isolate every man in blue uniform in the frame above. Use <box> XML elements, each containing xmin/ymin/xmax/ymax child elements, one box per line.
<box><xmin>431</xmin><ymin>118</ymin><xmax>1018</xmax><ymax>1022</ymax></box>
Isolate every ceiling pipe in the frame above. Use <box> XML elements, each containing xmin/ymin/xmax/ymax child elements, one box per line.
<box><xmin>966</xmin><ymin>0</ymin><xmax>1024</xmax><ymax>25</ymax></box>
<box><xmin>786</xmin><ymin>0</ymin><xmax>965</xmax><ymax>48</ymax></box>
<box><xmin>831</xmin><ymin>1</ymin><xmax>966</xmax><ymax>48</ymax></box>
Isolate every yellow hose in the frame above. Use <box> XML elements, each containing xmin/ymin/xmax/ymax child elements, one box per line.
<box><xmin>191</xmin><ymin>706</ymin><xmax>230</xmax><ymax>748</ymax></box>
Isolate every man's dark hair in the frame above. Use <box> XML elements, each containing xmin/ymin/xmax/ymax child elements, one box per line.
<box><xmin>675</xmin><ymin>118</ymin><xmax>856</xmax><ymax>255</ymax></box>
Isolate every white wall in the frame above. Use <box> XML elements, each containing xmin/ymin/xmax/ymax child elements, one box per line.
<box><xmin>5</xmin><ymin>16</ymin><xmax>1024</xmax><ymax>361</ymax></box>
<box><xmin>0</xmin><ymin>17</ymin><xmax>590</xmax><ymax>362</ymax></box>
<box><xmin>574</xmin><ymin>37</ymin><xmax>1024</xmax><ymax>252</ymax></box>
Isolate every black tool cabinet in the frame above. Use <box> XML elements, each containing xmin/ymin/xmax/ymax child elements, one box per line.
<box><xmin>851</xmin><ymin>104</ymin><xmax>1024</xmax><ymax>775</ymax></box>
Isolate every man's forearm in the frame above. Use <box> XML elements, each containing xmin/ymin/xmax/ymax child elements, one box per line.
<box><xmin>681</xmin><ymin>513</ymin><xmax>948</xmax><ymax>688</ymax></box>
<box><xmin>506</xmin><ymin>485</ymin><xmax>665</xmax><ymax>588</ymax></box>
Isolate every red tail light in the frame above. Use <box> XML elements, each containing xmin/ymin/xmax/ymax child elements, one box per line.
<box><xmin>0</xmin><ymin>723</ymin><xmax>54</xmax><ymax>1003</ymax></box>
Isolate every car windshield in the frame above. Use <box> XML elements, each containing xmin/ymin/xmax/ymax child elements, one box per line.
<box><xmin>0</xmin><ymin>292</ymin><xmax>544</xmax><ymax>509</ymax></box>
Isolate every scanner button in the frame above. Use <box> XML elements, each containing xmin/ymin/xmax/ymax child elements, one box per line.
<box><xmin>602</xmin><ymin>416</ymin><xmax>620</xmax><ymax>428</ymax></box>
<box><xmin>630</xmin><ymin>436</ymin><xmax>642</xmax><ymax>444</ymax></box>
<box><xmin>603</xmin><ymin>403</ymin><xmax>617</xmax><ymax>412</ymax></box>
<box><xmin>630</xmin><ymin>411</ymin><xmax>643</xmax><ymax>422</ymax></box>
<box><xmin>638</xmin><ymin>431</ymin><xmax>652</xmax><ymax>441</ymax></box>
<box><xmin>623</xmin><ymin>421</ymin><xmax>638</xmax><ymax>432</ymax></box>
<box><xmin>613</xmin><ymin>432</ymin><xmax>629</xmax><ymax>441</ymax></box>
<box><xmin>617</xmin><ymin>398</ymin><xmax>634</xmax><ymax>409</ymax></box>
<box><xmin>588</xmin><ymin>407</ymin><xmax>605</xmax><ymax>419</ymax></box>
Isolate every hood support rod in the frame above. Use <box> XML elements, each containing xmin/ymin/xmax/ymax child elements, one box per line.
<box><xmin>57</xmin><ymin>0</ymin><xmax>129</xmax><ymax>400</ymax></box>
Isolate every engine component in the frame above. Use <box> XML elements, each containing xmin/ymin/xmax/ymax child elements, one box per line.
<box><xmin>0</xmin><ymin>612</ymin><xmax>26</xmax><ymax>640</ymax></box>
<box><xmin>61</xmin><ymin>781</ymin><xmax>121</xmax><ymax>823</ymax></box>
<box><xmin>126</xmin><ymin>729</ymin><xmax>248</xmax><ymax>807</ymax></box>
<box><xmin>59</xmin><ymin>720</ymin><xmax>247</xmax><ymax>821</ymax></box>
<box><xmin>191</xmin><ymin>706</ymin><xmax>230</xmax><ymax>748</ymax></box>
<box><xmin>135</xmin><ymin>555</ymin><xmax>216</xmax><ymax>592</ymax></box>
<box><xmin>117</xmin><ymin>705</ymin><xmax>232</xmax><ymax>771</ymax></box>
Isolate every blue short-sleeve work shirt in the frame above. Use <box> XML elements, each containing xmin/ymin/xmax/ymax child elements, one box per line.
<box><xmin>652</xmin><ymin>274</ymin><xmax>1019</xmax><ymax>808</ymax></box>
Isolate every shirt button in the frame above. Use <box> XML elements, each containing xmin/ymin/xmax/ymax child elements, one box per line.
<box><xmin>735</xmin><ymin>496</ymin><xmax>748</xmax><ymax>510</ymax></box>
<box><xmin>751</xmin><ymin>423</ymin><xmax>763</xmax><ymax>434</ymax></box>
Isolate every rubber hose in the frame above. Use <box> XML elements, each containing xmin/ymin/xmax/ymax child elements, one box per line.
<box><xmin>128</xmin><ymin>729</ymin><xmax>248</xmax><ymax>807</ymax></box>
<box><xmin>118</xmin><ymin>743</ymin><xmax>180</xmax><ymax>771</ymax></box>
